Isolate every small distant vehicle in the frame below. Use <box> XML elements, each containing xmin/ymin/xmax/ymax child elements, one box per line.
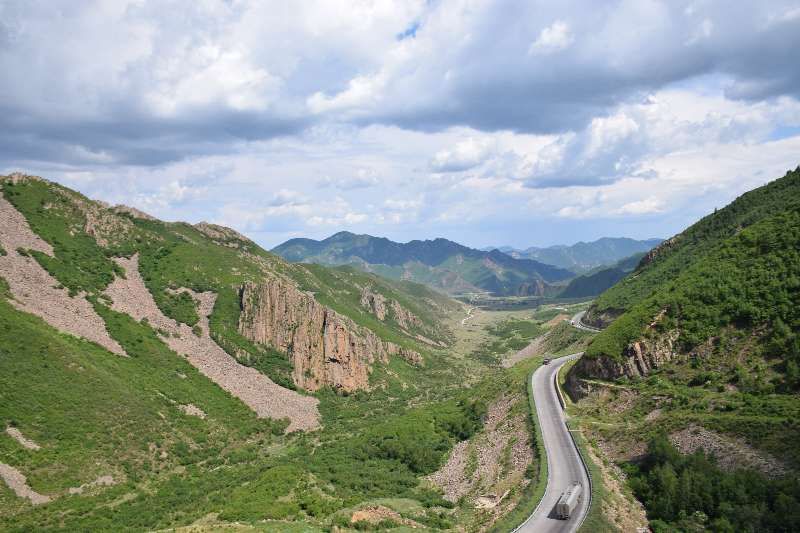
<box><xmin>555</xmin><ymin>483</ymin><xmax>582</xmax><ymax>520</ymax></box>
<box><xmin>543</xmin><ymin>358</ymin><xmax>551</xmax><ymax>365</ymax></box>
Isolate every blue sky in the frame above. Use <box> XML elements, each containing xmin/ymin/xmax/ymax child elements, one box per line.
<box><xmin>1</xmin><ymin>0</ymin><xmax>799</xmax><ymax>249</ymax></box>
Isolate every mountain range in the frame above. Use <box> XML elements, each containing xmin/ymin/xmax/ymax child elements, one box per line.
<box><xmin>485</xmin><ymin>237</ymin><xmax>663</xmax><ymax>273</ymax></box>
<box><xmin>3</xmin><ymin>169</ymin><xmax>800</xmax><ymax>532</ymax></box>
<box><xmin>273</xmin><ymin>231</ymin><xmax>575</xmax><ymax>296</ymax></box>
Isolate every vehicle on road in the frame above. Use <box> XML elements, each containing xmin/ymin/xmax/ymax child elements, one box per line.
<box><xmin>543</xmin><ymin>357</ymin><xmax>551</xmax><ymax>365</ymax></box>
<box><xmin>555</xmin><ymin>483</ymin><xmax>582</xmax><ymax>520</ymax></box>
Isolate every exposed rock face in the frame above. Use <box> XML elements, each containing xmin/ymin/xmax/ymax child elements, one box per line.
<box><xmin>581</xmin><ymin>308</ymin><xmax>621</xmax><ymax>329</ymax></box>
<box><xmin>360</xmin><ymin>287</ymin><xmax>387</xmax><ymax>320</ymax></box>
<box><xmin>239</xmin><ymin>279</ymin><xmax>422</xmax><ymax>392</ymax></box>
<box><xmin>111</xmin><ymin>204</ymin><xmax>157</xmax><ymax>221</ymax></box>
<box><xmin>517</xmin><ymin>279</ymin><xmax>546</xmax><ymax>296</ymax></box>
<box><xmin>360</xmin><ymin>286</ymin><xmax>424</xmax><ymax>331</ymax></box>
<box><xmin>105</xmin><ymin>255</ymin><xmax>320</xmax><ymax>432</ymax></box>
<box><xmin>637</xmin><ymin>235</ymin><xmax>679</xmax><ymax>269</ymax></box>
<box><xmin>194</xmin><ymin>222</ymin><xmax>252</xmax><ymax>248</ymax></box>
<box><xmin>566</xmin><ymin>329</ymin><xmax>681</xmax><ymax>399</ymax></box>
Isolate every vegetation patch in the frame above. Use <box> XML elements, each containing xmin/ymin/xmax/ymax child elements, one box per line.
<box><xmin>625</xmin><ymin>435</ymin><xmax>800</xmax><ymax>532</ymax></box>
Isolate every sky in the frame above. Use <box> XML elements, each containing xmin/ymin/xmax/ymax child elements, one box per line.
<box><xmin>1</xmin><ymin>1</ymin><xmax>800</xmax><ymax>250</ymax></box>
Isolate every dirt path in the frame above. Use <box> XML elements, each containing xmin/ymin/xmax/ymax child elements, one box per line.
<box><xmin>104</xmin><ymin>254</ymin><xmax>320</xmax><ymax>432</ymax></box>
<box><xmin>0</xmin><ymin>194</ymin><xmax>125</xmax><ymax>356</ymax></box>
<box><xmin>0</xmin><ymin>463</ymin><xmax>51</xmax><ymax>505</ymax></box>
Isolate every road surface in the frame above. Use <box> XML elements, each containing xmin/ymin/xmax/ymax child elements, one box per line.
<box><xmin>569</xmin><ymin>311</ymin><xmax>601</xmax><ymax>333</ymax></box>
<box><xmin>514</xmin><ymin>353</ymin><xmax>591</xmax><ymax>533</ymax></box>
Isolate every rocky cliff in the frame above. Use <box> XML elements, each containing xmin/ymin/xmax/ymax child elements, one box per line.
<box><xmin>566</xmin><ymin>328</ymin><xmax>681</xmax><ymax>399</ymax></box>
<box><xmin>360</xmin><ymin>286</ymin><xmax>424</xmax><ymax>330</ymax></box>
<box><xmin>239</xmin><ymin>278</ymin><xmax>422</xmax><ymax>392</ymax></box>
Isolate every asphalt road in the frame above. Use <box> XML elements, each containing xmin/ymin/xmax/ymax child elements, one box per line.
<box><xmin>569</xmin><ymin>311</ymin><xmax>601</xmax><ymax>332</ymax></box>
<box><xmin>514</xmin><ymin>353</ymin><xmax>591</xmax><ymax>533</ymax></box>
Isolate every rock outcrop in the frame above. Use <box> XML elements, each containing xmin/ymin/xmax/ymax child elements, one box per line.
<box><xmin>360</xmin><ymin>286</ymin><xmax>424</xmax><ymax>331</ymax></box>
<box><xmin>239</xmin><ymin>279</ymin><xmax>422</xmax><ymax>392</ymax></box>
<box><xmin>194</xmin><ymin>222</ymin><xmax>252</xmax><ymax>248</ymax></box>
<box><xmin>637</xmin><ymin>235</ymin><xmax>680</xmax><ymax>269</ymax></box>
<box><xmin>566</xmin><ymin>328</ymin><xmax>681</xmax><ymax>399</ymax></box>
<box><xmin>105</xmin><ymin>255</ymin><xmax>320</xmax><ymax>432</ymax></box>
<box><xmin>360</xmin><ymin>287</ymin><xmax>387</xmax><ymax>320</ymax></box>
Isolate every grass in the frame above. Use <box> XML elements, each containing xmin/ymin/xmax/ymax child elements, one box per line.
<box><xmin>472</xmin><ymin>317</ymin><xmax>544</xmax><ymax>364</ymax></box>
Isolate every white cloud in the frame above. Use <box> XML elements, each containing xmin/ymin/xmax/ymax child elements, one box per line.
<box><xmin>528</xmin><ymin>20</ymin><xmax>573</xmax><ymax>55</ymax></box>
<box><xmin>430</xmin><ymin>137</ymin><xmax>495</xmax><ymax>172</ymax></box>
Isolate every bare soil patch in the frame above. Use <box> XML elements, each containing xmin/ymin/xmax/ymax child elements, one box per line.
<box><xmin>584</xmin><ymin>435</ymin><xmax>649</xmax><ymax>532</ymax></box>
<box><xmin>178</xmin><ymin>404</ymin><xmax>207</xmax><ymax>419</ymax></box>
<box><xmin>546</xmin><ymin>313</ymin><xmax>570</xmax><ymax>327</ymax></box>
<box><xmin>350</xmin><ymin>505</ymin><xmax>422</xmax><ymax>527</ymax></box>
<box><xmin>503</xmin><ymin>331</ymin><xmax>549</xmax><ymax>368</ymax></box>
<box><xmin>0</xmin><ymin>463</ymin><xmax>51</xmax><ymax>505</ymax></box>
<box><xmin>426</xmin><ymin>395</ymin><xmax>533</xmax><ymax>512</ymax></box>
<box><xmin>68</xmin><ymin>475</ymin><xmax>116</xmax><ymax>495</ymax></box>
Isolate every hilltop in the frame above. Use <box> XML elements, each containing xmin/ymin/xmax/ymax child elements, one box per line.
<box><xmin>273</xmin><ymin>231</ymin><xmax>574</xmax><ymax>297</ymax></box>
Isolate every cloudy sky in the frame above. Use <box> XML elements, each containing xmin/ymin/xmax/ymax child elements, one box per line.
<box><xmin>2</xmin><ymin>0</ymin><xmax>800</xmax><ymax>249</ymax></box>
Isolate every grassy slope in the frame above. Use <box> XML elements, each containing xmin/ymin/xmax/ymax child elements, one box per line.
<box><xmin>588</xmin><ymin>167</ymin><xmax>800</xmax><ymax>322</ymax></box>
<box><xmin>568</xmin><ymin>169</ymin><xmax>800</xmax><ymax>532</ymax></box>
<box><xmin>0</xmin><ymin>176</ymin><xmax>539</xmax><ymax>531</ymax></box>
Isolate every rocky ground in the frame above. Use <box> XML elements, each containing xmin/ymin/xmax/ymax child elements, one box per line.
<box><xmin>426</xmin><ymin>395</ymin><xmax>533</xmax><ymax>518</ymax></box>
<box><xmin>0</xmin><ymin>194</ymin><xmax>125</xmax><ymax>356</ymax></box>
<box><xmin>105</xmin><ymin>254</ymin><xmax>320</xmax><ymax>432</ymax></box>
<box><xmin>670</xmin><ymin>424</ymin><xmax>788</xmax><ymax>478</ymax></box>
<box><xmin>0</xmin><ymin>463</ymin><xmax>51</xmax><ymax>505</ymax></box>
<box><xmin>5</xmin><ymin>427</ymin><xmax>40</xmax><ymax>451</ymax></box>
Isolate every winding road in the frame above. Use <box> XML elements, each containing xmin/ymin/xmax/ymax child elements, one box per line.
<box><xmin>514</xmin><ymin>353</ymin><xmax>591</xmax><ymax>533</ymax></box>
<box><xmin>569</xmin><ymin>311</ymin><xmax>601</xmax><ymax>333</ymax></box>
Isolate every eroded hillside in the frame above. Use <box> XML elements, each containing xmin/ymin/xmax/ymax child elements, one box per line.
<box><xmin>0</xmin><ymin>173</ymin><xmax>544</xmax><ymax>532</ymax></box>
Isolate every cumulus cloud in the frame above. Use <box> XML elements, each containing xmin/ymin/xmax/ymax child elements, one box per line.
<box><xmin>430</xmin><ymin>137</ymin><xmax>495</xmax><ymax>172</ymax></box>
<box><xmin>2</xmin><ymin>1</ymin><xmax>800</xmax><ymax>248</ymax></box>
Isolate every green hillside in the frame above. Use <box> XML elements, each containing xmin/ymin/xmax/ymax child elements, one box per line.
<box><xmin>558</xmin><ymin>252</ymin><xmax>645</xmax><ymax>299</ymax></box>
<box><xmin>566</xmin><ymin>168</ymin><xmax>800</xmax><ymax>532</ymax></box>
<box><xmin>584</xmin><ymin>168</ymin><xmax>800</xmax><ymax>327</ymax></box>
<box><xmin>273</xmin><ymin>231</ymin><xmax>573</xmax><ymax>296</ymax></box>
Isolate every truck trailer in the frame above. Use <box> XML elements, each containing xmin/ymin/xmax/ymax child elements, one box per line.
<box><xmin>555</xmin><ymin>483</ymin><xmax>582</xmax><ymax>520</ymax></box>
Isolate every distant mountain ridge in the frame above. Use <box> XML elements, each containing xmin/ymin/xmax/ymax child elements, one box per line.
<box><xmin>273</xmin><ymin>231</ymin><xmax>574</xmax><ymax>296</ymax></box>
<box><xmin>558</xmin><ymin>251</ymin><xmax>646</xmax><ymax>299</ymax></box>
<box><xmin>485</xmin><ymin>237</ymin><xmax>663</xmax><ymax>273</ymax></box>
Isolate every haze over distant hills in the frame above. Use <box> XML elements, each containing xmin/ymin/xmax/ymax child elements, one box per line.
<box><xmin>485</xmin><ymin>237</ymin><xmax>663</xmax><ymax>273</ymax></box>
<box><xmin>272</xmin><ymin>231</ymin><xmax>574</xmax><ymax>297</ymax></box>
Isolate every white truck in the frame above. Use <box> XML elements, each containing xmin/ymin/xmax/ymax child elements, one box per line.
<box><xmin>555</xmin><ymin>483</ymin><xmax>582</xmax><ymax>520</ymax></box>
